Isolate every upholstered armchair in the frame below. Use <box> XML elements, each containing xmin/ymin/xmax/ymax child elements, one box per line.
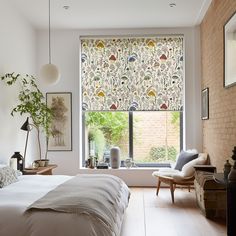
<box><xmin>152</xmin><ymin>151</ymin><xmax>208</xmax><ymax>203</ymax></box>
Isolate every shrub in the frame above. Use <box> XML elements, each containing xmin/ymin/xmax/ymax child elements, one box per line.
<box><xmin>148</xmin><ymin>146</ymin><xmax>177</xmax><ymax>162</ymax></box>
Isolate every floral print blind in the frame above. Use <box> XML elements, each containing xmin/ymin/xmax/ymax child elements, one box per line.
<box><xmin>81</xmin><ymin>36</ymin><xmax>183</xmax><ymax>111</ymax></box>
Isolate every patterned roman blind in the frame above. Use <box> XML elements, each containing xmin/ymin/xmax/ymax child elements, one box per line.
<box><xmin>81</xmin><ymin>36</ymin><xmax>184</xmax><ymax>111</ymax></box>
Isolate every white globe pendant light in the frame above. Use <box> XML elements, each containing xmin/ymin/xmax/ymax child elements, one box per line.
<box><xmin>40</xmin><ymin>63</ymin><xmax>60</xmax><ymax>85</ymax></box>
<box><xmin>40</xmin><ymin>0</ymin><xmax>60</xmax><ymax>85</ymax></box>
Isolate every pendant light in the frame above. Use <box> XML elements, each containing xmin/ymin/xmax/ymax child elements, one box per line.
<box><xmin>40</xmin><ymin>0</ymin><xmax>60</xmax><ymax>85</ymax></box>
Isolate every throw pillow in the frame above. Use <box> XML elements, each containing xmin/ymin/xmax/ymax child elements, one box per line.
<box><xmin>174</xmin><ymin>150</ymin><xmax>198</xmax><ymax>171</ymax></box>
<box><xmin>182</xmin><ymin>153</ymin><xmax>208</xmax><ymax>178</ymax></box>
<box><xmin>0</xmin><ymin>166</ymin><xmax>18</xmax><ymax>188</ymax></box>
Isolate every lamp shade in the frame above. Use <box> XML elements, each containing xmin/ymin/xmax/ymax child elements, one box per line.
<box><xmin>21</xmin><ymin>117</ymin><xmax>30</xmax><ymax>131</ymax></box>
<box><xmin>40</xmin><ymin>63</ymin><xmax>60</xmax><ymax>85</ymax></box>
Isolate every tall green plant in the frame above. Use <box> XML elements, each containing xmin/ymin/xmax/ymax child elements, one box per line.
<box><xmin>1</xmin><ymin>73</ymin><xmax>53</xmax><ymax>136</ymax></box>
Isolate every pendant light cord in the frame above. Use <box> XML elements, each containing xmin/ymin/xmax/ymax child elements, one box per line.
<box><xmin>49</xmin><ymin>0</ymin><xmax>51</xmax><ymax>64</ymax></box>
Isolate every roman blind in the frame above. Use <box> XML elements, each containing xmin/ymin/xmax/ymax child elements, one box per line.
<box><xmin>81</xmin><ymin>36</ymin><xmax>183</xmax><ymax>111</ymax></box>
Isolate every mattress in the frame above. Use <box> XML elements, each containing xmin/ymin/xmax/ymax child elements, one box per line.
<box><xmin>0</xmin><ymin>174</ymin><xmax>130</xmax><ymax>236</ymax></box>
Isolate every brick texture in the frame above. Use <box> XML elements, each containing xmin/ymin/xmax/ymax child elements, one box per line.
<box><xmin>201</xmin><ymin>0</ymin><xmax>236</xmax><ymax>171</ymax></box>
<box><xmin>133</xmin><ymin>112</ymin><xmax>180</xmax><ymax>161</ymax></box>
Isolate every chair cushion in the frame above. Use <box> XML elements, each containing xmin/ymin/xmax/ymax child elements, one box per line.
<box><xmin>152</xmin><ymin>169</ymin><xmax>180</xmax><ymax>178</ymax></box>
<box><xmin>174</xmin><ymin>150</ymin><xmax>198</xmax><ymax>171</ymax></box>
<box><xmin>182</xmin><ymin>153</ymin><xmax>208</xmax><ymax>178</ymax></box>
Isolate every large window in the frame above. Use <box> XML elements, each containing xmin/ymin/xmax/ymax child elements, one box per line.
<box><xmin>81</xmin><ymin>36</ymin><xmax>184</xmax><ymax>166</ymax></box>
<box><xmin>82</xmin><ymin>111</ymin><xmax>182</xmax><ymax>166</ymax></box>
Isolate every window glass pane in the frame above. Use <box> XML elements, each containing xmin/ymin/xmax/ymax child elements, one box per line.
<box><xmin>133</xmin><ymin>111</ymin><xmax>180</xmax><ymax>164</ymax></box>
<box><xmin>84</xmin><ymin>111</ymin><xmax>129</xmax><ymax>163</ymax></box>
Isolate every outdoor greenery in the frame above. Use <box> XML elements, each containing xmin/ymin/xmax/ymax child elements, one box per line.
<box><xmin>85</xmin><ymin>112</ymin><xmax>129</xmax><ymax>160</ymax></box>
<box><xmin>1</xmin><ymin>73</ymin><xmax>53</xmax><ymax>136</ymax></box>
<box><xmin>85</xmin><ymin>112</ymin><xmax>129</xmax><ymax>145</ymax></box>
<box><xmin>88</xmin><ymin>127</ymin><xmax>106</xmax><ymax>160</ymax></box>
<box><xmin>147</xmin><ymin>146</ymin><xmax>177</xmax><ymax>162</ymax></box>
<box><xmin>171</xmin><ymin>111</ymin><xmax>180</xmax><ymax>128</ymax></box>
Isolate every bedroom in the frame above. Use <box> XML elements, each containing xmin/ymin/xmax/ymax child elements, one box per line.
<box><xmin>0</xmin><ymin>0</ymin><xmax>236</xmax><ymax>235</ymax></box>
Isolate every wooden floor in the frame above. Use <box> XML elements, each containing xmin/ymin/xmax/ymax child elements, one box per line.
<box><xmin>121</xmin><ymin>187</ymin><xmax>226</xmax><ymax>236</ymax></box>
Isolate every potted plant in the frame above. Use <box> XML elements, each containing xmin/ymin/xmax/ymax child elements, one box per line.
<box><xmin>1</xmin><ymin>72</ymin><xmax>53</xmax><ymax>166</ymax></box>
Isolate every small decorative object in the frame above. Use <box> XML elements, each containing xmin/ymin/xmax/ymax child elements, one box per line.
<box><xmin>87</xmin><ymin>157</ymin><xmax>94</xmax><ymax>169</ymax></box>
<box><xmin>201</xmin><ymin>88</ymin><xmax>209</xmax><ymax>120</ymax></box>
<box><xmin>124</xmin><ymin>158</ymin><xmax>132</xmax><ymax>168</ymax></box>
<box><xmin>10</xmin><ymin>152</ymin><xmax>23</xmax><ymax>171</ymax></box>
<box><xmin>110</xmin><ymin>147</ymin><xmax>120</xmax><ymax>169</ymax></box>
<box><xmin>32</xmin><ymin>161</ymin><xmax>39</xmax><ymax>169</ymax></box>
<box><xmin>46</xmin><ymin>92</ymin><xmax>72</xmax><ymax>151</ymax></box>
<box><xmin>97</xmin><ymin>163</ymin><xmax>109</xmax><ymax>169</ymax></box>
<box><xmin>228</xmin><ymin>146</ymin><xmax>236</xmax><ymax>182</ymax></box>
<box><xmin>224</xmin><ymin>160</ymin><xmax>232</xmax><ymax>180</ymax></box>
<box><xmin>224</xmin><ymin>11</ymin><xmax>236</xmax><ymax>88</ymax></box>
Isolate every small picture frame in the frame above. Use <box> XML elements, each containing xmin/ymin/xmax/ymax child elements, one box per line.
<box><xmin>201</xmin><ymin>88</ymin><xmax>209</xmax><ymax>120</ymax></box>
<box><xmin>46</xmin><ymin>92</ymin><xmax>72</xmax><ymax>151</ymax></box>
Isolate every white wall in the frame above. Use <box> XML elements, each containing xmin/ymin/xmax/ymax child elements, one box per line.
<box><xmin>0</xmin><ymin>1</ymin><xmax>36</xmax><ymax>165</ymax></box>
<box><xmin>36</xmin><ymin>28</ymin><xmax>202</xmax><ymax>185</ymax></box>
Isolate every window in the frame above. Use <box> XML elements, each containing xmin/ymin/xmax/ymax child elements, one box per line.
<box><xmin>82</xmin><ymin>111</ymin><xmax>182</xmax><ymax>166</ymax></box>
<box><xmin>81</xmin><ymin>36</ymin><xmax>184</xmax><ymax>166</ymax></box>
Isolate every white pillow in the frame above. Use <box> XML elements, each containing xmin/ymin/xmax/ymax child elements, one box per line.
<box><xmin>181</xmin><ymin>153</ymin><xmax>208</xmax><ymax>178</ymax></box>
<box><xmin>0</xmin><ymin>166</ymin><xmax>18</xmax><ymax>188</ymax></box>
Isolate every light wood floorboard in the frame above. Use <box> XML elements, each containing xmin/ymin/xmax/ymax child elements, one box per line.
<box><xmin>121</xmin><ymin>187</ymin><xmax>226</xmax><ymax>236</ymax></box>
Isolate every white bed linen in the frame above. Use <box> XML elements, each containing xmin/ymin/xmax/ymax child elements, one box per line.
<box><xmin>0</xmin><ymin>175</ymin><xmax>129</xmax><ymax>236</ymax></box>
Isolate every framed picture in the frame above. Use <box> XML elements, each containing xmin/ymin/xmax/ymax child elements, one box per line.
<box><xmin>224</xmin><ymin>11</ymin><xmax>236</xmax><ymax>88</ymax></box>
<box><xmin>201</xmin><ymin>88</ymin><xmax>209</xmax><ymax>120</ymax></box>
<box><xmin>46</xmin><ymin>92</ymin><xmax>72</xmax><ymax>151</ymax></box>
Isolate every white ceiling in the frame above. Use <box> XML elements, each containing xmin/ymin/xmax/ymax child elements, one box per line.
<box><xmin>8</xmin><ymin>0</ymin><xmax>212</xmax><ymax>30</ymax></box>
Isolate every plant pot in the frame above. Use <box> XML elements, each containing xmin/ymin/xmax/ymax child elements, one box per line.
<box><xmin>44</xmin><ymin>159</ymin><xmax>49</xmax><ymax>167</ymax></box>
<box><xmin>35</xmin><ymin>160</ymin><xmax>46</xmax><ymax>167</ymax></box>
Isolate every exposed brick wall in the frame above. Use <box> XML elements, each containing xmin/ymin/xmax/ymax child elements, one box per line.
<box><xmin>201</xmin><ymin>0</ymin><xmax>236</xmax><ymax>171</ymax></box>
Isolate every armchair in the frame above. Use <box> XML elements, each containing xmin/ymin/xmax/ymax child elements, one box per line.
<box><xmin>152</xmin><ymin>152</ymin><xmax>208</xmax><ymax>203</ymax></box>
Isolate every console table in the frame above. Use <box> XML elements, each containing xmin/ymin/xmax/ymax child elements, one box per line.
<box><xmin>214</xmin><ymin>173</ymin><xmax>236</xmax><ymax>236</ymax></box>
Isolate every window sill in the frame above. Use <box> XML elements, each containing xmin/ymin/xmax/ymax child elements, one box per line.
<box><xmin>77</xmin><ymin>167</ymin><xmax>170</xmax><ymax>186</ymax></box>
<box><xmin>79</xmin><ymin>167</ymin><xmax>166</xmax><ymax>170</ymax></box>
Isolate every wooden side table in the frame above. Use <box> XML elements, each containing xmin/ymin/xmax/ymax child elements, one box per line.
<box><xmin>193</xmin><ymin>164</ymin><xmax>216</xmax><ymax>173</ymax></box>
<box><xmin>23</xmin><ymin>164</ymin><xmax>57</xmax><ymax>175</ymax></box>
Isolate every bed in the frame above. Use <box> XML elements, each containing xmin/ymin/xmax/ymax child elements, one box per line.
<box><xmin>0</xmin><ymin>171</ymin><xmax>130</xmax><ymax>236</ymax></box>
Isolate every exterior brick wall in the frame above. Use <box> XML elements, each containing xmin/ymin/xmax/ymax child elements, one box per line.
<box><xmin>133</xmin><ymin>112</ymin><xmax>180</xmax><ymax>161</ymax></box>
<box><xmin>201</xmin><ymin>0</ymin><xmax>236</xmax><ymax>171</ymax></box>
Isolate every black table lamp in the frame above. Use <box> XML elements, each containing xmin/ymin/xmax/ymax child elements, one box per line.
<box><xmin>21</xmin><ymin>117</ymin><xmax>30</xmax><ymax>170</ymax></box>
<box><xmin>21</xmin><ymin>117</ymin><xmax>41</xmax><ymax>169</ymax></box>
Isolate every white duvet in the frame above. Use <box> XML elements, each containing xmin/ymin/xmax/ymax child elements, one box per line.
<box><xmin>0</xmin><ymin>174</ymin><xmax>130</xmax><ymax>236</ymax></box>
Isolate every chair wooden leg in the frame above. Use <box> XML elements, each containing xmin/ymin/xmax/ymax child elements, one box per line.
<box><xmin>170</xmin><ymin>182</ymin><xmax>175</xmax><ymax>203</ymax></box>
<box><xmin>188</xmin><ymin>185</ymin><xmax>191</xmax><ymax>192</ymax></box>
<box><xmin>173</xmin><ymin>184</ymin><xmax>176</xmax><ymax>191</ymax></box>
<box><xmin>156</xmin><ymin>178</ymin><xmax>161</xmax><ymax>196</ymax></box>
